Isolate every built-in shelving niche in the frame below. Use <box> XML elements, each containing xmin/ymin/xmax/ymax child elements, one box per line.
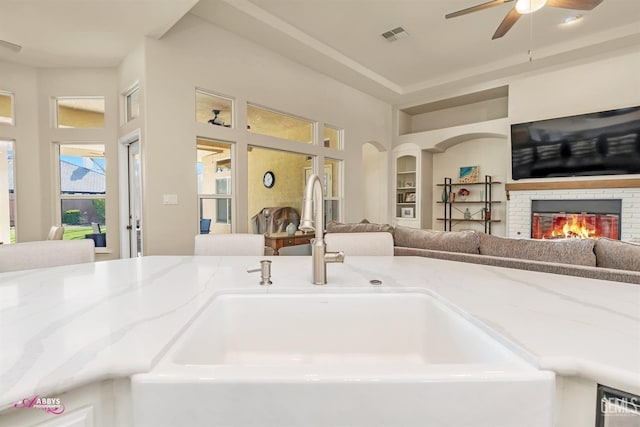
<box><xmin>398</xmin><ymin>86</ymin><xmax>509</xmax><ymax>136</ymax></box>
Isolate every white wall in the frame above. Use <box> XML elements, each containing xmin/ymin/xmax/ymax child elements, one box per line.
<box><xmin>509</xmin><ymin>50</ymin><xmax>640</xmax><ymax>125</ymax></box>
<box><xmin>362</xmin><ymin>142</ymin><xmax>388</xmax><ymax>224</ymax></box>
<box><xmin>395</xmin><ymin>48</ymin><xmax>640</xmax><ymax>235</ymax></box>
<box><xmin>141</xmin><ymin>14</ymin><xmax>392</xmax><ymax>255</ymax></box>
<box><xmin>0</xmin><ymin>60</ymin><xmax>42</xmax><ymax>242</ymax></box>
<box><xmin>37</xmin><ymin>68</ymin><xmax>120</xmax><ymax>260</ymax></box>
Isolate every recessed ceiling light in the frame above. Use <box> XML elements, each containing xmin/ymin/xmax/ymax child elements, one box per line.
<box><xmin>561</xmin><ymin>14</ymin><xmax>584</xmax><ymax>25</ymax></box>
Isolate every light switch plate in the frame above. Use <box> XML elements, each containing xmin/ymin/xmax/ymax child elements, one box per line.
<box><xmin>163</xmin><ymin>194</ymin><xmax>178</xmax><ymax>205</ymax></box>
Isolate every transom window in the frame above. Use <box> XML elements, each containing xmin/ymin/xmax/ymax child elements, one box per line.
<box><xmin>247</xmin><ymin>104</ymin><xmax>314</xmax><ymax>144</ymax></box>
<box><xmin>55</xmin><ymin>97</ymin><xmax>105</xmax><ymax>128</ymax></box>
<box><xmin>323</xmin><ymin>125</ymin><xmax>343</xmax><ymax>150</ymax></box>
<box><xmin>125</xmin><ymin>87</ymin><xmax>140</xmax><ymax>122</ymax></box>
<box><xmin>196</xmin><ymin>89</ymin><xmax>233</xmax><ymax>128</ymax></box>
<box><xmin>0</xmin><ymin>91</ymin><xmax>14</xmax><ymax>126</ymax></box>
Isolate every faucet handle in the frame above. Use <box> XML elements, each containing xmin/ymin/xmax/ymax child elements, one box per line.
<box><xmin>325</xmin><ymin>251</ymin><xmax>345</xmax><ymax>264</ymax></box>
<box><xmin>247</xmin><ymin>259</ymin><xmax>272</xmax><ymax>286</ymax></box>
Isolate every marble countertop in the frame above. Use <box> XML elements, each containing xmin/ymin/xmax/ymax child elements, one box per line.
<box><xmin>1</xmin><ymin>255</ymin><xmax>639</xmax><ymax>409</ymax></box>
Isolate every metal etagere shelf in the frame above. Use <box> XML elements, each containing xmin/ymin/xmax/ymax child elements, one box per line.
<box><xmin>436</xmin><ymin>175</ymin><xmax>501</xmax><ymax>234</ymax></box>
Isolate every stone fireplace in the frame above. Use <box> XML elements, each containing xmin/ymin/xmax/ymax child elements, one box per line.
<box><xmin>506</xmin><ymin>180</ymin><xmax>640</xmax><ymax>242</ymax></box>
<box><xmin>530</xmin><ymin>199</ymin><xmax>621</xmax><ymax>240</ymax></box>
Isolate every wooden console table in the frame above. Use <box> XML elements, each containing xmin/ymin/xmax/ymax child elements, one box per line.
<box><xmin>264</xmin><ymin>231</ymin><xmax>314</xmax><ymax>255</ymax></box>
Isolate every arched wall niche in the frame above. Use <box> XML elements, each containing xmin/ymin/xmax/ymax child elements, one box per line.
<box><xmin>430</xmin><ymin>132</ymin><xmax>508</xmax><ymax>153</ymax></box>
<box><xmin>430</xmin><ymin>134</ymin><xmax>509</xmax><ymax>236</ymax></box>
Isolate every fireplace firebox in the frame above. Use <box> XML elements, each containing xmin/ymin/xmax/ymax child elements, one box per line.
<box><xmin>531</xmin><ymin>200</ymin><xmax>622</xmax><ymax>240</ymax></box>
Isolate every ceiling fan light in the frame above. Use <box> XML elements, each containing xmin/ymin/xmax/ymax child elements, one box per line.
<box><xmin>515</xmin><ymin>0</ymin><xmax>547</xmax><ymax>14</ymax></box>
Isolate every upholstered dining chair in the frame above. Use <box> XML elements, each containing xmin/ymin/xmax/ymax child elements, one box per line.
<box><xmin>194</xmin><ymin>233</ymin><xmax>266</xmax><ymax>256</ymax></box>
<box><xmin>46</xmin><ymin>225</ymin><xmax>65</xmax><ymax>240</ymax></box>
<box><xmin>324</xmin><ymin>232</ymin><xmax>394</xmax><ymax>256</ymax></box>
<box><xmin>0</xmin><ymin>240</ymin><xmax>96</xmax><ymax>273</ymax></box>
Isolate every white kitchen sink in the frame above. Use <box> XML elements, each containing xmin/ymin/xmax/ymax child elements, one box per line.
<box><xmin>132</xmin><ymin>290</ymin><xmax>554</xmax><ymax>427</ymax></box>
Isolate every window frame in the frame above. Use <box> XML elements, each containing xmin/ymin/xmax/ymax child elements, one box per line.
<box><xmin>247</xmin><ymin>103</ymin><xmax>316</xmax><ymax>144</ymax></box>
<box><xmin>196</xmin><ymin>88</ymin><xmax>234</xmax><ymax>129</ymax></box>
<box><xmin>323</xmin><ymin>124</ymin><xmax>344</xmax><ymax>150</ymax></box>
<box><xmin>54</xmin><ymin>142</ymin><xmax>107</xmax><ymax>246</ymax></box>
<box><xmin>54</xmin><ymin>96</ymin><xmax>106</xmax><ymax>129</ymax></box>
<box><xmin>197</xmin><ymin>138</ymin><xmax>235</xmax><ymax>233</ymax></box>
<box><xmin>124</xmin><ymin>85</ymin><xmax>140</xmax><ymax>123</ymax></box>
<box><xmin>0</xmin><ymin>90</ymin><xmax>15</xmax><ymax>126</ymax></box>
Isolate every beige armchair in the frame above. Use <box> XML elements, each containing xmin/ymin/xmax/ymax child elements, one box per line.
<box><xmin>0</xmin><ymin>240</ymin><xmax>95</xmax><ymax>273</ymax></box>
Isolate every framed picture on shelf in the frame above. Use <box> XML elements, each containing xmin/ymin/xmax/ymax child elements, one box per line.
<box><xmin>459</xmin><ymin>165</ymin><xmax>479</xmax><ymax>183</ymax></box>
<box><xmin>401</xmin><ymin>207</ymin><xmax>414</xmax><ymax>218</ymax></box>
<box><xmin>404</xmin><ymin>192</ymin><xmax>416</xmax><ymax>203</ymax></box>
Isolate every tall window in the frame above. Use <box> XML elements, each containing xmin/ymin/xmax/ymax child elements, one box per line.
<box><xmin>197</xmin><ymin>138</ymin><xmax>233</xmax><ymax>234</ymax></box>
<box><xmin>0</xmin><ymin>91</ymin><xmax>14</xmax><ymax>126</ymax></box>
<box><xmin>57</xmin><ymin>143</ymin><xmax>106</xmax><ymax>244</ymax></box>
<box><xmin>196</xmin><ymin>89</ymin><xmax>233</xmax><ymax>128</ymax></box>
<box><xmin>0</xmin><ymin>140</ymin><xmax>15</xmax><ymax>244</ymax></box>
<box><xmin>324</xmin><ymin>158</ymin><xmax>342</xmax><ymax>225</ymax></box>
<box><xmin>55</xmin><ymin>97</ymin><xmax>105</xmax><ymax>128</ymax></box>
<box><xmin>247</xmin><ymin>104</ymin><xmax>314</xmax><ymax>144</ymax></box>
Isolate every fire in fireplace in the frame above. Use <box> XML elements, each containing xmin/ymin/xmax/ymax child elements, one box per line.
<box><xmin>531</xmin><ymin>200</ymin><xmax>622</xmax><ymax>240</ymax></box>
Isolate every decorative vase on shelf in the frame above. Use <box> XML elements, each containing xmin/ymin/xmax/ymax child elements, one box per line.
<box><xmin>441</xmin><ymin>187</ymin><xmax>448</xmax><ymax>202</ymax></box>
<box><xmin>464</xmin><ymin>208</ymin><xmax>471</xmax><ymax>220</ymax></box>
<box><xmin>286</xmin><ymin>222</ymin><xmax>297</xmax><ymax>236</ymax></box>
<box><xmin>458</xmin><ymin>188</ymin><xmax>470</xmax><ymax>201</ymax></box>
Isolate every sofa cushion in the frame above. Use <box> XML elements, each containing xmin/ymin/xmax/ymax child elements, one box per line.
<box><xmin>394</xmin><ymin>227</ymin><xmax>480</xmax><ymax>254</ymax></box>
<box><xmin>478</xmin><ymin>233</ymin><xmax>596</xmax><ymax>266</ymax></box>
<box><xmin>326</xmin><ymin>220</ymin><xmax>394</xmax><ymax>234</ymax></box>
<box><xmin>594</xmin><ymin>238</ymin><xmax>640</xmax><ymax>272</ymax></box>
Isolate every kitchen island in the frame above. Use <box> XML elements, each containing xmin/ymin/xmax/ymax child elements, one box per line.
<box><xmin>0</xmin><ymin>256</ymin><xmax>638</xmax><ymax>426</ymax></box>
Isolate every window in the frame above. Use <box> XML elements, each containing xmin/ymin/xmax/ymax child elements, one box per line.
<box><xmin>197</xmin><ymin>138</ymin><xmax>233</xmax><ymax>233</ymax></box>
<box><xmin>0</xmin><ymin>140</ymin><xmax>15</xmax><ymax>244</ymax></box>
<box><xmin>247</xmin><ymin>104</ymin><xmax>314</xmax><ymax>144</ymax></box>
<box><xmin>196</xmin><ymin>89</ymin><xmax>233</xmax><ymax>128</ymax></box>
<box><xmin>323</xmin><ymin>125</ymin><xmax>343</xmax><ymax>149</ymax></box>
<box><xmin>57</xmin><ymin>143</ymin><xmax>106</xmax><ymax>244</ymax></box>
<box><xmin>56</xmin><ymin>97</ymin><xmax>105</xmax><ymax>128</ymax></box>
<box><xmin>248</xmin><ymin>146</ymin><xmax>313</xmax><ymax>232</ymax></box>
<box><xmin>0</xmin><ymin>91</ymin><xmax>14</xmax><ymax>126</ymax></box>
<box><xmin>323</xmin><ymin>158</ymin><xmax>342</xmax><ymax>226</ymax></box>
<box><xmin>125</xmin><ymin>87</ymin><xmax>140</xmax><ymax>122</ymax></box>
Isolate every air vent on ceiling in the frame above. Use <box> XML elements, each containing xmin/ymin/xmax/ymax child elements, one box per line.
<box><xmin>381</xmin><ymin>27</ymin><xmax>409</xmax><ymax>42</ymax></box>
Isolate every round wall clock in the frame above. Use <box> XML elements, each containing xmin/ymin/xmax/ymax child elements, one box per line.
<box><xmin>263</xmin><ymin>171</ymin><xmax>275</xmax><ymax>188</ymax></box>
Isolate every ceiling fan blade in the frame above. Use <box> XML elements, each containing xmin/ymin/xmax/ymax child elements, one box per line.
<box><xmin>0</xmin><ymin>39</ymin><xmax>22</xmax><ymax>53</ymax></box>
<box><xmin>546</xmin><ymin>0</ymin><xmax>603</xmax><ymax>10</ymax></box>
<box><xmin>445</xmin><ymin>0</ymin><xmax>514</xmax><ymax>19</ymax></box>
<box><xmin>492</xmin><ymin>7</ymin><xmax>521</xmax><ymax>39</ymax></box>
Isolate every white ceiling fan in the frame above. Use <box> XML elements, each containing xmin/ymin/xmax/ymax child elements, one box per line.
<box><xmin>0</xmin><ymin>39</ymin><xmax>22</xmax><ymax>53</ymax></box>
<box><xmin>446</xmin><ymin>0</ymin><xmax>604</xmax><ymax>39</ymax></box>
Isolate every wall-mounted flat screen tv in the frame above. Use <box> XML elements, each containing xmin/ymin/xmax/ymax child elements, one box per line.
<box><xmin>511</xmin><ymin>106</ymin><xmax>640</xmax><ymax>180</ymax></box>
